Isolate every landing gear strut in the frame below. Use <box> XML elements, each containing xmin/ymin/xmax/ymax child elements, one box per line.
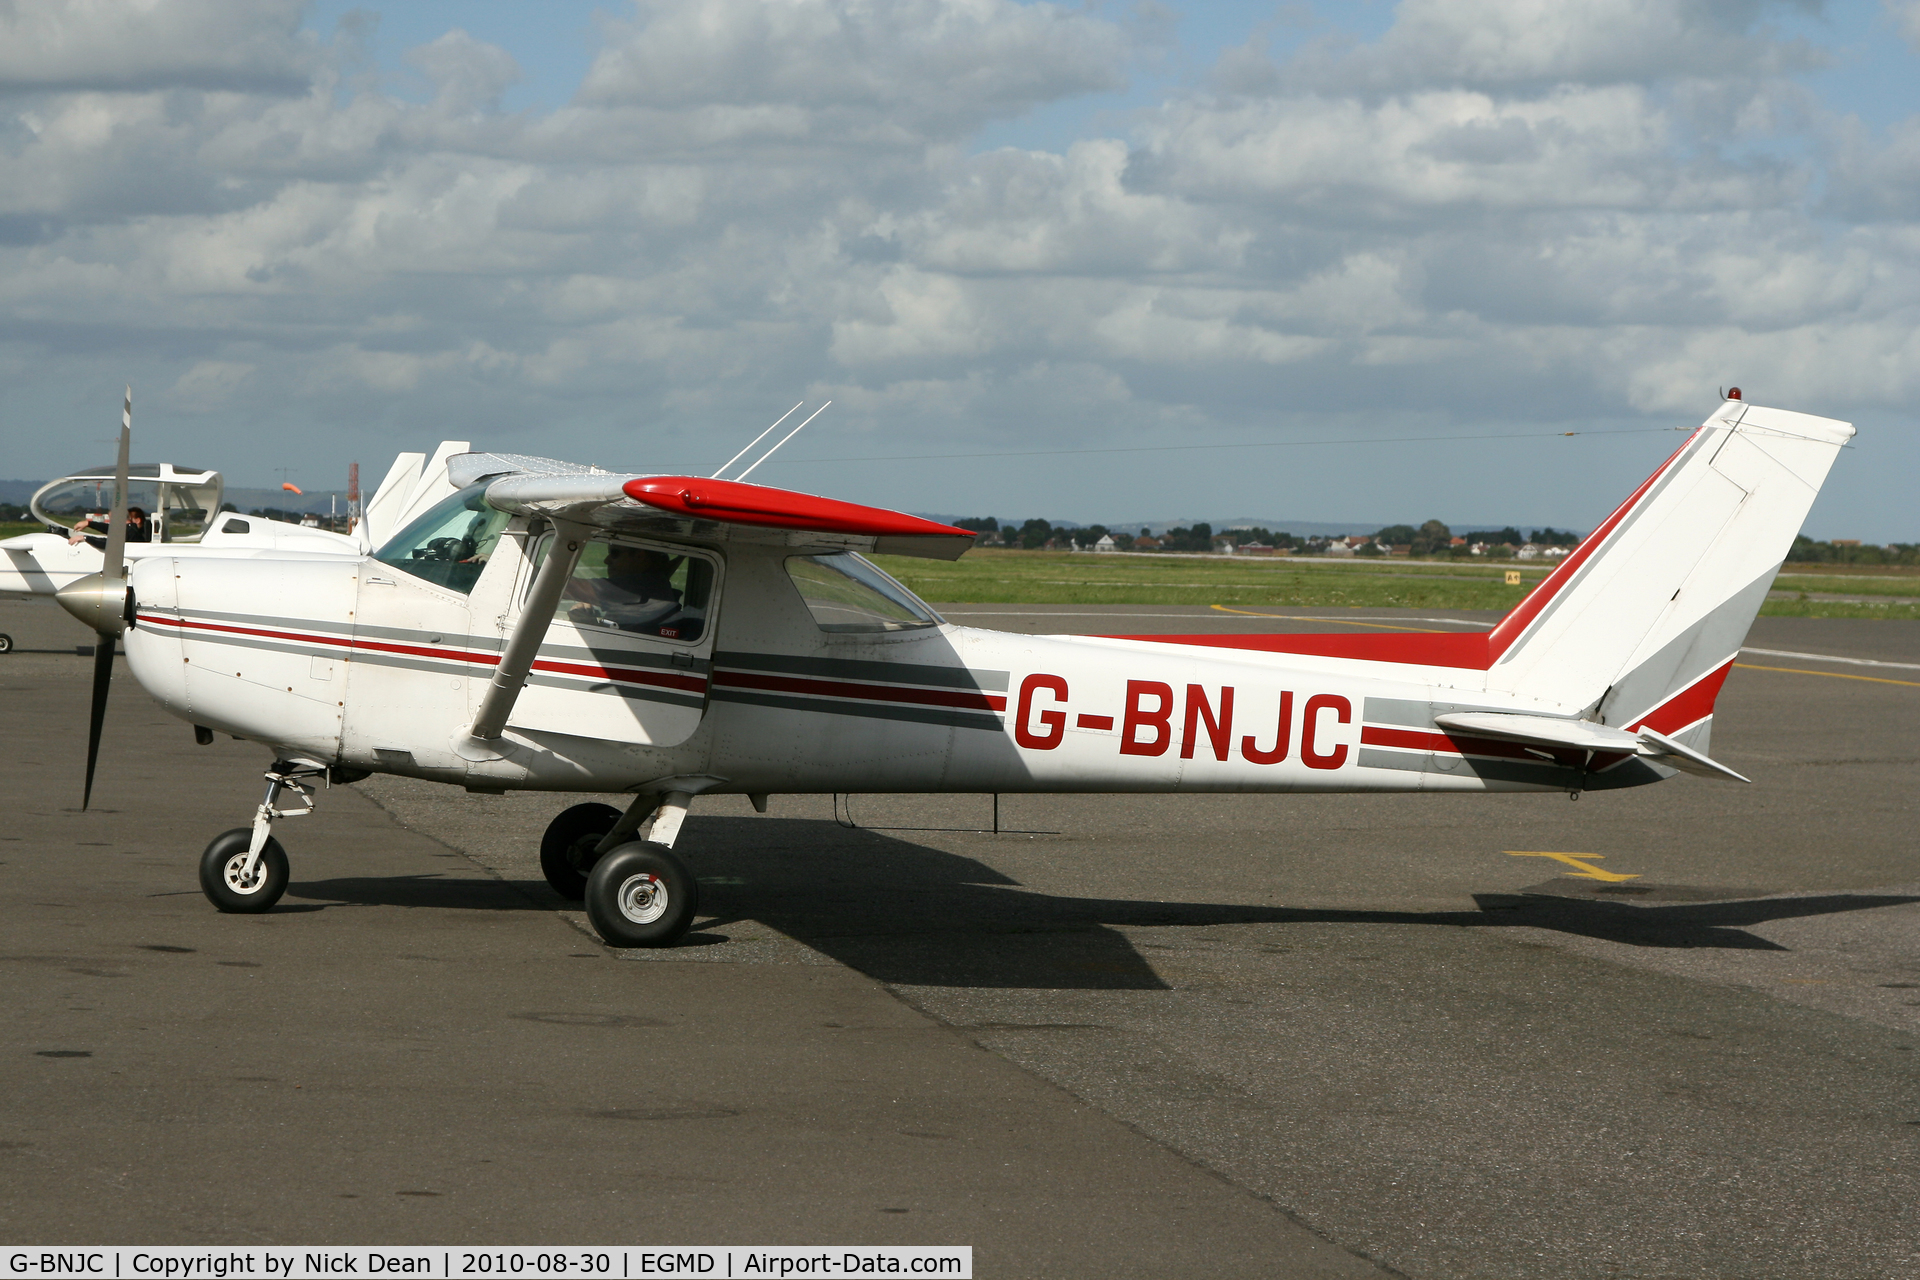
<box><xmin>198</xmin><ymin>759</ymin><xmax>324</xmax><ymax>914</ymax></box>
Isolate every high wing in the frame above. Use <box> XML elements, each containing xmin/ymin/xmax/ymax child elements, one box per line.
<box><xmin>447</xmin><ymin>450</ymin><xmax>973</xmax><ymax>762</ymax></box>
<box><xmin>448</xmin><ymin>452</ymin><xmax>975</xmax><ymax>561</ymax></box>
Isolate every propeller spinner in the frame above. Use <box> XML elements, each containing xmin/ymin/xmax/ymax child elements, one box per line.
<box><xmin>53</xmin><ymin>387</ymin><xmax>135</xmax><ymax>809</ymax></box>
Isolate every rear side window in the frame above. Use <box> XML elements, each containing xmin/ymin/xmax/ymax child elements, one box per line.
<box><xmin>784</xmin><ymin>554</ymin><xmax>939</xmax><ymax>633</ymax></box>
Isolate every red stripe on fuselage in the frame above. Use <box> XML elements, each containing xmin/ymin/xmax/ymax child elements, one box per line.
<box><xmin>136</xmin><ymin>613</ymin><xmax>707</xmax><ymax>692</ymax></box>
<box><xmin>1109</xmin><ymin>630</ymin><xmax>1491</xmax><ymax>668</ymax></box>
<box><xmin>711</xmin><ymin>668</ymin><xmax>1006</xmax><ymax>713</ymax></box>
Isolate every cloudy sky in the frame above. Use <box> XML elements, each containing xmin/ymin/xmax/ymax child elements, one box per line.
<box><xmin>2</xmin><ymin>0</ymin><xmax>1916</xmax><ymax>537</ymax></box>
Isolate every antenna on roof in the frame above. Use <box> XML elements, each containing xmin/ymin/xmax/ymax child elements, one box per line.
<box><xmin>712</xmin><ymin>402</ymin><xmax>803</xmax><ymax>480</ymax></box>
<box><xmin>734</xmin><ymin>401</ymin><xmax>830</xmax><ymax>482</ymax></box>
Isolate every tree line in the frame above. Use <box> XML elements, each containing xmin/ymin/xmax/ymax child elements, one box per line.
<box><xmin>952</xmin><ymin>516</ymin><xmax>1584</xmax><ymax>558</ymax></box>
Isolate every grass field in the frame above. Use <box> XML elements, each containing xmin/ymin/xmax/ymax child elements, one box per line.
<box><xmin>871</xmin><ymin>549</ymin><xmax>1920</xmax><ymax>620</ymax></box>
<box><xmin>0</xmin><ymin>521</ymin><xmax>42</xmax><ymax>540</ymax></box>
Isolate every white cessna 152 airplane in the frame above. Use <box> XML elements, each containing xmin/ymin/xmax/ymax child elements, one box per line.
<box><xmin>59</xmin><ymin>393</ymin><xmax>1852</xmax><ymax>949</ymax></box>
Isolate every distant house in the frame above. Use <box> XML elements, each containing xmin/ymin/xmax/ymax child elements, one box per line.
<box><xmin>1389</xmin><ymin>544</ymin><xmax>1411</xmax><ymax>557</ymax></box>
<box><xmin>1450</xmin><ymin>536</ymin><xmax>1467</xmax><ymax>548</ymax></box>
<box><xmin>1542</xmin><ymin>545</ymin><xmax>1569</xmax><ymax>559</ymax></box>
<box><xmin>1093</xmin><ymin>534</ymin><xmax>1117</xmax><ymax>553</ymax></box>
<box><xmin>1238</xmin><ymin>542</ymin><xmax>1272</xmax><ymax>554</ymax></box>
<box><xmin>1133</xmin><ymin>536</ymin><xmax>1162</xmax><ymax>551</ymax></box>
<box><xmin>1326</xmin><ymin>540</ymin><xmax>1356</xmax><ymax>557</ymax></box>
<box><xmin>1516</xmin><ymin>543</ymin><xmax>1541</xmax><ymax>560</ymax></box>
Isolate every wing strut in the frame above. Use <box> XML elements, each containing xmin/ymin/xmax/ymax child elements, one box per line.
<box><xmin>456</xmin><ymin>519</ymin><xmax>589</xmax><ymax>759</ymax></box>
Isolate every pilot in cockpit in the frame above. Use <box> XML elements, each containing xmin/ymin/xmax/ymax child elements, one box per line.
<box><xmin>68</xmin><ymin>505</ymin><xmax>151</xmax><ymax>550</ymax></box>
<box><xmin>567</xmin><ymin>545</ymin><xmax>692</xmax><ymax>637</ymax></box>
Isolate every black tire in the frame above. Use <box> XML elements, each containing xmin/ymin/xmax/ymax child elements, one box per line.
<box><xmin>0</xmin><ymin>633</ymin><xmax>13</xmax><ymax>653</ymax></box>
<box><xmin>198</xmin><ymin>827</ymin><xmax>289</xmax><ymax>914</ymax></box>
<box><xmin>584</xmin><ymin>843</ymin><xmax>698</xmax><ymax>948</ymax></box>
<box><xmin>539</xmin><ymin>802</ymin><xmax>623</xmax><ymax>900</ymax></box>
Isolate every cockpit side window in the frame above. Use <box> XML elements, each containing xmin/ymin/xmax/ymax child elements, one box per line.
<box><xmin>530</xmin><ymin>535</ymin><xmax>716</xmax><ymax>644</ymax></box>
<box><xmin>373</xmin><ymin>482</ymin><xmax>511</xmax><ymax>595</ymax></box>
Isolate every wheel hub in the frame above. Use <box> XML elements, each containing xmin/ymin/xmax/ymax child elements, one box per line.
<box><xmin>223</xmin><ymin>853</ymin><xmax>266</xmax><ymax>895</ymax></box>
<box><xmin>615</xmin><ymin>872</ymin><xmax>669</xmax><ymax>925</ymax></box>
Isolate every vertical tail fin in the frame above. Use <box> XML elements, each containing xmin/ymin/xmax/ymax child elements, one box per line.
<box><xmin>1485</xmin><ymin>401</ymin><xmax>1853</xmax><ymax>748</ymax></box>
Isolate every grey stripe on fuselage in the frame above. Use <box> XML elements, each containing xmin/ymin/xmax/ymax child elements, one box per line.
<box><xmin>525</xmin><ymin>671</ymin><xmax>706</xmax><ymax>710</ymax></box>
<box><xmin>149</xmin><ymin>607</ymin><xmax>707</xmax><ymax>672</ymax></box>
<box><xmin>1596</xmin><ymin>566</ymin><xmax>1775</xmax><ymax>728</ymax></box>
<box><xmin>710</xmin><ymin>687</ymin><xmax>1003</xmax><ymax>732</ymax></box>
<box><xmin>713</xmin><ymin>649</ymin><xmax>1008</xmax><ymax>692</ymax></box>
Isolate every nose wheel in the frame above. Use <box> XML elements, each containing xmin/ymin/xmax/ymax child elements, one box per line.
<box><xmin>200</xmin><ymin>828</ymin><xmax>289</xmax><ymax>912</ymax></box>
<box><xmin>197</xmin><ymin>760</ymin><xmax>325</xmax><ymax>914</ymax></box>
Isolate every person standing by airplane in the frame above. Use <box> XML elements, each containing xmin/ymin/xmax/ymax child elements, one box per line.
<box><xmin>68</xmin><ymin>505</ymin><xmax>151</xmax><ymax>550</ymax></box>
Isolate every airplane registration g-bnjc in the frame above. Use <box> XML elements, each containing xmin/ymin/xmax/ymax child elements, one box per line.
<box><xmin>64</xmin><ymin>397</ymin><xmax>1852</xmax><ymax>949</ymax></box>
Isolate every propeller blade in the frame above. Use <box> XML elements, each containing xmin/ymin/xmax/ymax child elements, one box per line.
<box><xmin>82</xmin><ymin>387</ymin><xmax>132</xmax><ymax>811</ymax></box>
<box><xmin>100</xmin><ymin>388</ymin><xmax>131</xmax><ymax>582</ymax></box>
<box><xmin>82</xmin><ymin>635</ymin><xmax>114</xmax><ymax>810</ymax></box>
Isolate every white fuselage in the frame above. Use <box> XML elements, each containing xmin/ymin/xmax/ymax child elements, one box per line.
<box><xmin>119</xmin><ymin>516</ymin><xmax>1665</xmax><ymax>800</ymax></box>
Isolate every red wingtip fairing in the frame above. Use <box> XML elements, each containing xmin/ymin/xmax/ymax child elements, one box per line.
<box><xmin>622</xmin><ymin>476</ymin><xmax>971</xmax><ymax>539</ymax></box>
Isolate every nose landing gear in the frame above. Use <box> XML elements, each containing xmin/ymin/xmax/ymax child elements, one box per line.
<box><xmin>198</xmin><ymin>759</ymin><xmax>326</xmax><ymax>913</ymax></box>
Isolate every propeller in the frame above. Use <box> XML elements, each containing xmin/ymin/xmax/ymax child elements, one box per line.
<box><xmin>54</xmin><ymin>388</ymin><xmax>134</xmax><ymax>809</ymax></box>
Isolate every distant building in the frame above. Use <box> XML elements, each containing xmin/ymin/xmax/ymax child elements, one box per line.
<box><xmin>1516</xmin><ymin>543</ymin><xmax>1541</xmax><ymax>560</ymax></box>
<box><xmin>1326</xmin><ymin>540</ymin><xmax>1356</xmax><ymax>557</ymax></box>
<box><xmin>1093</xmin><ymin>534</ymin><xmax>1117</xmax><ymax>553</ymax></box>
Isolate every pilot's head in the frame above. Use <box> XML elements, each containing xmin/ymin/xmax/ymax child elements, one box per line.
<box><xmin>127</xmin><ymin>507</ymin><xmax>147</xmax><ymax>525</ymax></box>
<box><xmin>605</xmin><ymin>545</ymin><xmax>672</xmax><ymax>582</ymax></box>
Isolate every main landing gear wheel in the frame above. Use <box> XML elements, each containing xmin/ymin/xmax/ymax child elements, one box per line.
<box><xmin>585</xmin><ymin>842</ymin><xmax>698</xmax><ymax>948</ymax></box>
<box><xmin>199</xmin><ymin>827</ymin><xmax>289</xmax><ymax>914</ymax></box>
<box><xmin>0</xmin><ymin>633</ymin><xmax>13</xmax><ymax>653</ymax></box>
<box><xmin>540</xmin><ymin>802</ymin><xmax>622</xmax><ymax>900</ymax></box>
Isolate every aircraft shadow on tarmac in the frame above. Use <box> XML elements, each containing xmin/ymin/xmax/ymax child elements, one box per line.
<box><xmin>289</xmin><ymin>816</ymin><xmax>1920</xmax><ymax>989</ymax></box>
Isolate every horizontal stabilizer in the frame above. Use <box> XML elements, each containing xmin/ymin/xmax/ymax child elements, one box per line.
<box><xmin>1433</xmin><ymin>711</ymin><xmax>1639</xmax><ymax>752</ymax></box>
<box><xmin>1433</xmin><ymin>712</ymin><xmax>1749</xmax><ymax>782</ymax></box>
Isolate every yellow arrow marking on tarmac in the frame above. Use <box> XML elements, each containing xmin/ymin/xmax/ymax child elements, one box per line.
<box><xmin>1506</xmin><ymin>851</ymin><xmax>1641</xmax><ymax>882</ymax></box>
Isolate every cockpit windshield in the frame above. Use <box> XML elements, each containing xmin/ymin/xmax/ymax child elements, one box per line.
<box><xmin>372</xmin><ymin>482</ymin><xmax>512</xmax><ymax>595</ymax></box>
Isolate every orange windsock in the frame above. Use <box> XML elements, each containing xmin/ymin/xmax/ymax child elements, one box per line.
<box><xmin>282</xmin><ymin>482</ymin><xmax>303</xmax><ymax>494</ymax></box>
